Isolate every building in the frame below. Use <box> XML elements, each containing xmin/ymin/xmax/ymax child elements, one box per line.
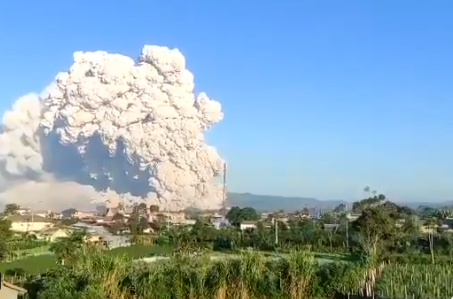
<box><xmin>212</xmin><ymin>217</ymin><xmax>230</xmax><ymax>229</ymax></box>
<box><xmin>38</xmin><ymin>228</ymin><xmax>72</xmax><ymax>242</ymax></box>
<box><xmin>240</xmin><ymin>221</ymin><xmax>257</xmax><ymax>230</ymax></box>
<box><xmin>73</xmin><ymin>211</ymin><xmax>97</xmax><ymax>219</ymax></box>
<box><xmin>7</xmin><ymin>214</ymin><xmax>54</xmax><ymax>233</ymax></box>
<box><xmin>346</xmin><ymin>213</ymin><xmax>361</xmax><ymax>221</ymax></box>
<box><xmin>155</xmin><ymin>211</ymin><xmax>186</xmax><ymax>225</ymax></box>
<box><xmin>71</xmin><ymin>222</ymin><xmax>130</xmax><ymax>249</ymax></box>
<box><xmin>32</xmin><ymin>210</ymin><xmax>61</xmax><ymax>220</ymax></box>
<box><xmin>0</xmin><ymin>281</ymin><xmax>27</xmax><ymax>299</ymax></box>
<box><xmin>185</xmin><ymin>219</ymin><xmax>197</xmax><ymax>226</ymax></box>
<box><xmin>16</xmin><ymin>208</ymin><xmax>31</xmax><ymax>215</ymax></box>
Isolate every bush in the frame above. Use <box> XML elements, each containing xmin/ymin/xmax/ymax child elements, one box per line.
<box><xmin>381</xmin><ymin>253</ymin><xmax>453</xmax><ymax>265</ymax></box>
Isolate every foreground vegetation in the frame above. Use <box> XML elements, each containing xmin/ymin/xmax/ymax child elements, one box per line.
<box><xmin>4</xmin><ymin>247</ymin><xmax>452</xmax><ymax>299</ymax></box>
<box><xmin>2</xmin><ymin>187</ymin><xmax>453</xmax><ymax>298</ymax></box>
<box><xmin>0</xmin><ymin>244</ymin><xmax>174</xmax><ymax>274</ymax></box>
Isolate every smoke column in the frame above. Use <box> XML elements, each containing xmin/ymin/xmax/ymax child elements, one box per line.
<box><xmin>0</xmin><ymin>45</ymin><xmax>225</xmax><ymax>211</ymax></box>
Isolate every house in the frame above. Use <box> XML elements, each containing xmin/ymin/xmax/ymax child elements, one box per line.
<box><xmin>0</xmin><ymin>280</ymin><xmax>27</xmax><ymax>299</ymax></box>
<box><xmin>70</xmin><ymin>222</ymin><xmax>130</xmax><ymax>249</ymax></box>
<box><xmin>260</xmin><ymin>212</ymin><xmax>270</xmax><ymax>220</ymax></box>
<box><xmin>212</xmin><ymin>217</ymin><xmax>230</xmax><ymax>229</ymax></box>
<box><xmin>240</xmin><ymin>221</ymin><xmax>257</xmax><ymax>230</ymax></box>
<box><xmin>74</xmin><ymin>211</ymin><xmax>97</xmax><ymax>219</ymax></box>
<box><xmin>7</xmin><ymin>214</ymin><xmax>54</xmax><ymax>233</ymax></box>
<box><xmin>34</xmin><ymin>210</ymin><xmax>48</xmax><ymax>218</ymax></box>
<box><xmin>39</xmin><ymin>228</ymin><xmax>72</xmax><ymax>242</ymax></box>
<box><xmin>347</xmin><ymin>213</ymin><xmax>361</xmax><ymax>221</ymax></box>
<box><xmin>155</xmin><ymin>211</ymin><xmax>187</xmax><ymax>225</ymax></box>
<box><xmin>95</xmin><ymin>217</ymin><xmax>113</xmax><ymax>224</ymax></box>
<box><xmin>185</xmin><ymin>219</ymin><xmax>197</xmax><ymax>226</ymax></box>
<box><xmin>33</xmin><ymin>210</ymin><xmax>60</xmax><ymax>220</ymax></box>
<box><xmin>439</xmin><ymin>219</ymin><xmax>453</xmax><ymax>233</ymax></box>
<box><xmin>16</xmin><ymin>208</ymin><xmax>31</xmax><ymax>215</ymax></box>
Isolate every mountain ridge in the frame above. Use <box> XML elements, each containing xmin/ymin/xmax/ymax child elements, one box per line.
<box><xmin>227</xmin><ymin>192</ymin><xmax>453</xmax><ymax>211</ymax></box>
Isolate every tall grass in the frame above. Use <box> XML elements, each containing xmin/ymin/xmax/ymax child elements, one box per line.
<box><xmin>376</xmin><ymin>263</ymin><xmax>453</xmax><ymax>299</ymax></box>
<box><xmin>14</xmin><ymin>248</ymin><xmax>453</xmax><ymax>299</ymax></box>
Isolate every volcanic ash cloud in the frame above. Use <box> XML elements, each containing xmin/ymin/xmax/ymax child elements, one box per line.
<box><xmin>0</xmin><ymin>45</ymin><xmax>225</xmax><ymax>211</ymax></box>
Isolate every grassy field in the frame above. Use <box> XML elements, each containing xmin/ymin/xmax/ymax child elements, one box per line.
<box><xmin>0</xmin><ymin>244</ymin><xmax>350</xmax><ymax>276</ymax></box>
<box><xmin>0</xmin><ymin>254</ymin><xmax>57</xmax><ymax>274</ymax></box>
<box><xmin>209</xmin><ymin>250</ymin><xmax>351</xmax><ymax>264</ymax></box>
<box><xmin>108</xmin><ymin>244</ymin><xmax>173</xmax><ymax>258</ymax></box>
<box><xmin>17</xmin><ymin>245</ymin><xmax>51</xmax><ymax>255</ymax></box>
<box><xmin>0</xmin><ymin>244</ymin><xmax>174</xmax><ymax>275</ymax></box>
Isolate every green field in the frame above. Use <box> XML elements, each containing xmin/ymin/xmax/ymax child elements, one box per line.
<box><xmin>0</xmin><ymin>244</ymin><xmax>349</xmax><ymax>276</ymax></box>
<box><xmin>0</xmin><ymin>254</ymin><xmax>57</xmax><ymax>274</ymax></box>
<box><xmin>108</xmin><ymin>244</ymin><xmax>173</xmax><ymax>258</ymax></box>
<box><xmin>0</xmin><ymin>244</ymin><xmax>174</xmax><ymax>275</ymax></box>
<box><xmin>17</xmin><ymin>245</ymin><xmax>51</xmax><ymax>255</ymax></box>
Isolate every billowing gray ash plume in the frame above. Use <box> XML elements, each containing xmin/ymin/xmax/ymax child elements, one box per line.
<box><xmin>0</xmin><ymin>45</ymin><xmax>225</xmax><ymax>211</ymax></box>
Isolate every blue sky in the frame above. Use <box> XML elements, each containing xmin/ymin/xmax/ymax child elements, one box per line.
<box><xmin>1</xmin><ymin>1</ymin><xmax>453</xmax><ymax>202</ymax></box>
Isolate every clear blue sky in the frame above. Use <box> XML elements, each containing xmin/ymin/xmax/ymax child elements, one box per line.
<box><xmin>1</xmin><ymin>1</ymin><xmax>453</xmax><ymax>202</ymax></box>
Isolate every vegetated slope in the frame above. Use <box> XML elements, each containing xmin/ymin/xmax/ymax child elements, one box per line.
<box><xmin>227</xmin><ymin>192</ymin><xmax>453</xmax><ymax>211</ymax></box>
<box><xmin>227</xmin><ymin>192</ymin><xmax>345</xmax><ymax>211</ymax></box>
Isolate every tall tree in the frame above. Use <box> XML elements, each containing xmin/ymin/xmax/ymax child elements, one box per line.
<box><xmin>3</xmin><ymin>203</ymin><xmax>21</xmax><ymax>216</ymax></box>
<box><xmin>352</xmin><ymin>206</ymin><xmax>397</xmax><ymax>257</ymax></box>
<box><xmin>226</xmin><ymin>206</ymin><xmax>260</xmax><ymax>226</ymax></box>
<box><xmin>333</xmin><ymin>203</ymin><xmax>347</xmax><ymax>214</ymax></box>
<box><xmin>0</xmin><ymin>218</ymin><xmax>12</xmax><ymax>261</ymax></box>
<box><xmin>50</xmin><ymin>230</ymin><xmax>86</xmax><ymax>265</ymax></box>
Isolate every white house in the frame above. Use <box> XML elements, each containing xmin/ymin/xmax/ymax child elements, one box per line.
<box><xmin>16</xmin><ymin>208</ymin><xmax>31</xmax><ymax>215</ymax></box>
<box><xmin>240</xmin><ymin>221</ymin><xmax>257</xmax><ymax>230</ymax></box>
<box><xmin>74</xmin><ymin>211</ymin><xmax>97</xmax><ymax>219</ymax></box>
<box><xmin>7</xmin><ymin>214</ymin><xmax>54</xmax><ymax>233</ymax></box>
<box><xmin>39</xmin><ymin>227</ymin><xmax>72</xmax><ymax>242</ymax></box>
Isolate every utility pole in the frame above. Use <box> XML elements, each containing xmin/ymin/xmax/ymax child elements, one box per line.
<box><xmin>274</xmin><ymin>218</ymin><xmax>278</xmax><ymax>245</ymax></box>
<box><xmin>31</xmin><ymin>212</ymin><xmax>34</xmax><ymax>232</ymax></box>
<box><xmin>222</xmin><ymin>162</ymin><xmax>227</xmax><ymax>217</ymax></box>
<box><xmin>345</xmin><ymin>204</ymin><xmax>349</xmax><ymax>249</ymax></box>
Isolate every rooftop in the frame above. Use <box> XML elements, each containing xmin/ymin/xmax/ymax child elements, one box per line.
<box><xmin>6</xmin><ymin>214</ymin><xmax>52</xmax><ymax>223</ymax></box>
<box><xmin>1</xmin><ymin>281</ymin><xmax>27</xmax><ymax>295</ymax></box>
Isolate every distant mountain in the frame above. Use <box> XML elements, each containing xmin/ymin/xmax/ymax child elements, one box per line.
<box><xmin>227</xmin><ymin>192</ymin><xmax>346</xmax><ymax>211</ymax></box>
<box><xmin>227</xmin><ymin>192</ymin><xmax>453</xmax><ymax>212</ymax></box>
<box><xmin>402</xmin><ymin>201</ymin><xmax>453</xmax><ymax>209</ymax></box>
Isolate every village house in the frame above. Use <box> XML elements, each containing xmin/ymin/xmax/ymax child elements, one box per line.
<box><xmin>346</xmin><ymin>213</ymin><xmax>361</xmax><ymax>221</ymax></box>
<box><xmin>155</xmin><ymin>211</ymin><xmax>187</xmax><ymax>225</ymax></box>
<box><xmin>71</xmin><ymin>222</ymin><xmax>131</xmax><ymax>249</ymax></box>
<box><xmin>16</xmin><ymin>208</ymin><xmax>31</xmax><ymax>215</ymax></box>
<box><xmin>38</xmin><ymin>227</ymin><xmax>72</xmax><ymax>242</ymax></box>
<box><xmin>73</xmin><ymin>210</ymin><xmax>97</xmax><ymax>219</ymax></box>
<box><xmin>95</xmin><ymin>216</ymin><xmax>114</xmax><ymax>224</ymax></box>
<box><xmin>32</xmin><ymin>210</ymin><xmax>61</xmax><ymax>220</ymax></box>
<box><xmin>185</xmin><ymin>219</ymin><xmax>197</xmax><ymax>226</ymax></box>
<box><xmin>33</xmin><ymin>210</ymin><xmax>49</xmax><ymax>218</ymax></box>
<box><xmin>212</xmin><ymin>217</ymin><xmax>230</xmax><ymax>229</ymax></box>
<box><xmin>0</xmin><ymin>280</ymin><xmax>27</xmax><ymax>299</ymax></box>
<box><xmin>240</xmin><ymin>220</ymin><xmax>257</xmax><ymax>230</ymax></box>
<box><xmin>7</xmin><ymin>214</ymin><xmax>54</xmax><ymax>233</ymax></box>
